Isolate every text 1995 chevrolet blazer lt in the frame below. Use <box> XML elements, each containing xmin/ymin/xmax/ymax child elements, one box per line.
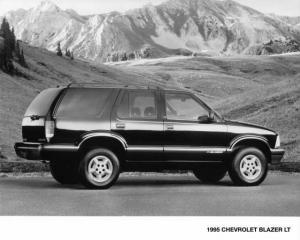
<box><xmin>15</xmin><ymin>84</ymin><xmax>285</xmax><ymax>189</ymax></box>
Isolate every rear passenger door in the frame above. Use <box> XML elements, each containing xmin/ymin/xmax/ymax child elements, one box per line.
<box><xmin>111</xmin><ymin>89</ymin><xmax>164</xmax><ymax>162</ymax></box>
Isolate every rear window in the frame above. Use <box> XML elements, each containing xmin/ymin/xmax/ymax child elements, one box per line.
<box><xmin>24</xmin><ymin>87</ymin><xmax>63</xmax><ymax>117</ymax></box>
<box><xmin>55</xmin><ymin>88</ymin><xmax>113</xmax><ymax>119</ymax></box>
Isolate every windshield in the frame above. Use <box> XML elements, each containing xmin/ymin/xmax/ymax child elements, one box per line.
<box><xmin>193</xmin><ymin>93</ymin><xmax>224</xmax><ymax>121</ymax></box>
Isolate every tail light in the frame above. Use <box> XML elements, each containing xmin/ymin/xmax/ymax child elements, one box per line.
<box><xmin>45</xmin><ymin>120</ymin><xmax>55</xmax><ymax>142</ymax></box>
<box><xmin>275</xmin><ymin>135</ymin><xmax>281</xmax><ymax>148</ymax></box>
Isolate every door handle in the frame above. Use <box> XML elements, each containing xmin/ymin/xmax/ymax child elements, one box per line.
<box><xmin>116</xmin><ymin>123</ymin><xmax>125</xmax><ymax>129</ymax></box>
<box><xmin>166</xmin><ymin>124</ymin><xmax>174</xmax><ymax>130</ymax></box>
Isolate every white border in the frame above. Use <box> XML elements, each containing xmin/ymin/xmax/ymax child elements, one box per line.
<box><xmin>0</xmin><ymin>217</ymin><xmax>299</xmax><ymax>240</ymax></box>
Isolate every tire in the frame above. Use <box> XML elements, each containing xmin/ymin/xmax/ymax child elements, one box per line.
<box><xmin>193</xmin><ymin>164</ymin><xmax>227</xmax><ymax>183</ymax></box>
<box><xmin>50</xmin><ymin>159</ymin><xmax>79</xmax><ymax>184</ymax></box>
<box><xmin>228</xmin><ymin>147</ymin><xmax>268</xmax><ymax>186</ymax></box>
<box><xmin>79</xmin><ymin>148</ymin><xmax>120</xmax><ymax>189</ymax></box>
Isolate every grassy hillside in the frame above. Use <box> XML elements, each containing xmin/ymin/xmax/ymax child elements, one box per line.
<box><xmin>0</xmin><ymin>43</ymin><xmax>161</xmax><ymax>159</ymax></box>
<box><xmin>109</xmin><ymin>54</ymin><xmax>300</xmax><ymax>162</ymax></box>
<box><xmin>0</xmin><ymin>43</ymin><xmax>299</xmax><ymax>163</ymax></box>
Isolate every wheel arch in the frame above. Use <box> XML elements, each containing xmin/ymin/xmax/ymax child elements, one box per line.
<box><xmin>229</xmin><ymin>135</ymin><xmax>271</xmax><ymax>163</ymax></box>
<box><xmin>77</xmin><ymin>132</ymin><xmax>127</xmax><ymax>163</ymax></box>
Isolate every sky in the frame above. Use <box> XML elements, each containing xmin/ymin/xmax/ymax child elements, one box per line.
<box><xmin>0</xmin><ymin>0</ymin><xmax>299</xmax><ymax>16</ymax></box>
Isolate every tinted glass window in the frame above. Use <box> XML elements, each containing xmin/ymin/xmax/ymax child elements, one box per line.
<box><xmin>165</xmin><ymin>93</ymin><xmax>208</xmax><ymax>121</ymax></box>
<box><xmin>25</xmin><ymin>88</ymin><xmax>63</xmax><ymax>117</ymax></box>
<box><xmin>56</xmin><ymin>88</ymin><xmax>112</xmax><ymax>118</ymax></box>
<box><xmin>117</xmin><ymin>91</ymin><xmax>157</xmax><ymax>120</ymax></box>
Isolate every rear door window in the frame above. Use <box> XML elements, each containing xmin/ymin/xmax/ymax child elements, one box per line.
<box><xmin>55</xmin><ymin>88</ymin><xmax>113</xmax><ymax>119</ymax></box>
<box><xmin>117</xmin><ymin>90</ymin><xmax>158</xmax><ymax>120</ymax></box>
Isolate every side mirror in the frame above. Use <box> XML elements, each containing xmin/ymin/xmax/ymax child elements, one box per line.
<box><xmin>198</xmin><ymin>115</ymin><xmax>213</xmax><ymax>123</ymax></box>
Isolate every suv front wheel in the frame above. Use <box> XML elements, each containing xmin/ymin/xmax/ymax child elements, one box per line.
<box><xmin>79</xmin><ymin>148</ymin><xmax>120</xmax><ymax>189</ymax></box>
<box><xmin>228</xmin><ymin>147</ymin><xmax>268</xmax><ymax>186</ymax></box>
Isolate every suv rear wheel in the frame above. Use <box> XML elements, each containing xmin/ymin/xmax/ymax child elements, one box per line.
<box><xmin>228</xmin><ymin>147</ymin><xmax>268</xmax><ymax>186</ymax></box>
<box><xmin>193</xmin><ymin>164</ymin><xmax>227</xmax><ymax>183</ymax></box>
<box><xmin>79</xmin><ymin>148</ymin><xmax>120</xmax><ymax>189</ymax></box>
<box><xmin>50</xmin><ymin>159</ymin><xmax>79</xmax><ymax>184</ymax></box>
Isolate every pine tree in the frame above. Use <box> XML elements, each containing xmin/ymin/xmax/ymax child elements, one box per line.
<box><xmin>56</xmin><ymin>42</ymin><xmax>62</xmax><ymax>56</ymax></box>
<box><xmin>0</xmin><ymin>18</ymin><xmax>8</xmax><ymax>36</ymax></box>
<box><xmin>65</xmin><ymin>49</ymin><xmax>72</xmax><ymax>58</ymax></box>
<box><xmin>15</xmin><ymin>40</ymin><xmax>21</xmax><ymax>58</ymax></box>
<box><xmin>0</xmin><ymin>18</ymin><xmax>27</xmax><ymax>73</ymax></box>
<box><xmin>0</xmin><ymin>36</ymin><xmax>4</xmax><ymax>70</ymax></box>
<box><xmin>19</xmin><ymin>49</ymin><xmax>27</xmax><ymax>67</ymax></box>
<box><xmin>0</xmin><ymin>18</ymin><xmax>14</xmax><ymax>72</ymax></box>
<box><xmin>0</xmin><ymin>18</ymin><xmax>12</xmax><ymax>58</ymax></box>
<box><xmin>10</xmin><ymin>27</ymin><xmax>16</xmax><ymax>51</ymax></box>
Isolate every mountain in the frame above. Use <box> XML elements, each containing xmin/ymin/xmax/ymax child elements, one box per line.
<box><xmin>269</xmin><ymin>14</ymin><xmax>300</xmax><ymax>29</ymax></box>
<box><xmin>246</xmin><ymin>38</ymin><xmax>300</xmax><ymax>55</ymax></box>
<box><xmin>2</xmin><ymin>0</ymin><xmax>300</xmax><ymax>61</ymax></box>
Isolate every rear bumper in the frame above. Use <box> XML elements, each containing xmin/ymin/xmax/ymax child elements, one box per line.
<box><xmin>14</xmin><ymin>142</ymin><xmax>78</xmax><ymax>160</ymax></box>
<box><xmin>270</xmin><ymin>148</ymin><xmax>285</xmax><ymax>164</ymax></box>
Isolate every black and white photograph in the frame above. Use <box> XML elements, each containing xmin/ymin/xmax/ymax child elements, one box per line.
<box><xmin>0</xmin><ymin>0</ymin><xmax>299</xmax><ymax>238</ymax></box>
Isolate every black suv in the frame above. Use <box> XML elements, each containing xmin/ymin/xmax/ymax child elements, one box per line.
<box><xmin>15</xmin><ymin>84</ymin><xmax>284</xmax><ymax>189</ymax></box>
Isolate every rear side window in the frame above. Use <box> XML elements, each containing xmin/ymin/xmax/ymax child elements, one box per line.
<box><xmin>56</xmin><ymin>88</ymin><xmax>113</xmax><ymax>119</ymax></box>
<box><xmin>117</xmin><ymin>90</ymin><xmax>158</xmax><ymax>120</ymax></box>
<box><xmin>24</xmin><ymin>87</ymin><xmax>63</xmax><ymax>117</ymax></box>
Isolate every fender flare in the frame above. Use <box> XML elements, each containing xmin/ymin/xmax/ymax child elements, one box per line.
<box><xmin>77</xmin><ymin>132</ymin><xmax>128</xmax><ymax>150</ymax></box>
<box><xmin>229</xmin><ymin>135</ymin><xmax>270</xmax><ymax>151</ymax></box>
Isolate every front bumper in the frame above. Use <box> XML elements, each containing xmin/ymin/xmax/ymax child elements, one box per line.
<box><xmin>270</xmin><ymin>148</ymin><xmax>285</xmax><ymax>164</ymax></box>
<box><xmin>14</xmin><ymin>142</ymin><xmax>78</xmax><ymax>160</ymax></box>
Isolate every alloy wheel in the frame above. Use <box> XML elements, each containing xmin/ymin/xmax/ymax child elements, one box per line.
<box><xmin>239</xmin><ymin>154</ymin><xmax>262</xmax><ymax>181</ymax></box>
<box><xmin>88</xmin><ymin>155</ymin><xmax>113</xmax><ymax>183</ymax></box>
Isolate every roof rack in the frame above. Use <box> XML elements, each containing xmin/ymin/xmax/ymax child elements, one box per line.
<box><xmin>66</xmin><ymin>82</ymin><xmax>165</xmax><ymax>89</ymax></box>
<box><xmin>66</xmin><ymin>82</ymin><xmax>136</xmax><ymax>88</ymax></box>
<box><xmin>63</xmin><ymin>82</ymin><xmax>186</xmax><ymax>91</ymax></box>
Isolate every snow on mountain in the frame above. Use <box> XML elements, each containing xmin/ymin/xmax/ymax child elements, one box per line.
<box><xmin>2</xmin><ymin>0</ymin><xmax>300</xmax><ymax>62</ymax></box>
<box><xmin>35</xmin><ymin>0</ymin><xmax>60</xmax><ymax>12</ymax></box>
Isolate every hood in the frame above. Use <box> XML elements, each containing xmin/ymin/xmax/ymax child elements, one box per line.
<box><xmin>225</xmin><ymin>120</ymin><xmax>277</xmax><ymax>135</ymax></box>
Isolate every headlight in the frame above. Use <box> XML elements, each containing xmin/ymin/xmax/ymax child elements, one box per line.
<box><xmin>275</xmin><ymin>135</ymin><xmax>280</xmax><ymax>148</ymax></box>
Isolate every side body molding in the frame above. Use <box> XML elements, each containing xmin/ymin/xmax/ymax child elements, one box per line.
<box><xmin>78</xmin><ymin>132</ymin><xmax>128</xmax><ymax>150</ymax></box>
<box><xmin>229</xmin><ymin>135</ymin><xmax>270</xmax><ymax>151</ymax></box>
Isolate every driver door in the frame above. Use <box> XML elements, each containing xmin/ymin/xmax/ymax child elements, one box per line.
<box><xmin>163</xmin><ymin>91</ymin><xmax>227</xmax><ymax>162</ymax></box>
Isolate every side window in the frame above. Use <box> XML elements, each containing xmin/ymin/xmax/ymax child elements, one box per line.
<box><xmin>165</xmin><ymin>93</ymin><xmax>208</xmax><ymax>121</ymax></box>
<box><xmin>117</xmin><ymin>91</ymin><xmax>157</xmax><ymax>120</ymax></box>
<box><xmin>56</xmin><ymin>88</ymin><xmax>113</xmax><ymax>119</ymax></box>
